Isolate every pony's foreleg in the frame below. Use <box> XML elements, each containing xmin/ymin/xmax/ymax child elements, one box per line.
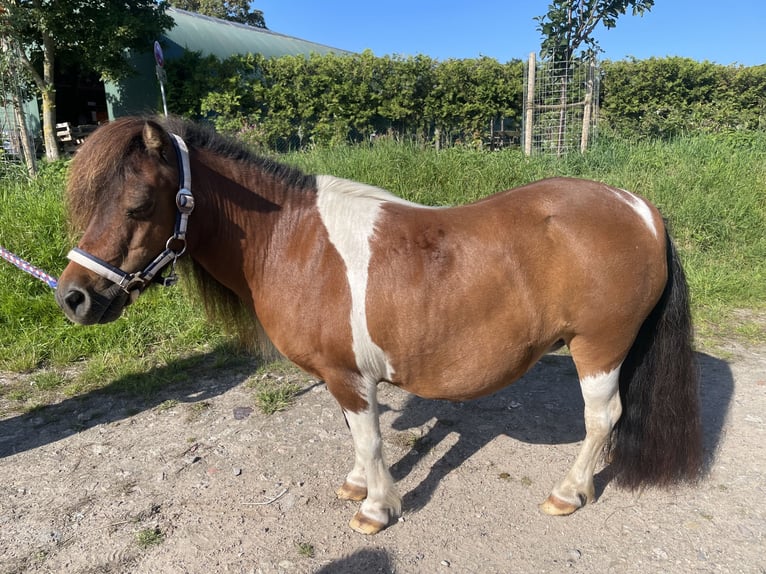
<box><xmin>335</xmin><ymin>383</ymin><xmax>401</xmax><ymax>534</ymax></box>
<box><xmin>335</xmin><ymin>444</ymin><xmax>368</xmax><ymax>501</ymax></box>
<box><xmin>540</xmin><ymin>366</ymin><xmax>622</xmax><ymax>515</ymax></box>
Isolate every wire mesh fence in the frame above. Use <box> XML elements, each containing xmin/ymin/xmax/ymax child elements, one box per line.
<box><xmin>523</xmin><ymin>54</ymin><xmax>599</xmax><ymax>155</ymax></box>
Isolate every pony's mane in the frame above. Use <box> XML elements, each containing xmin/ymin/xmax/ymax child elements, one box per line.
<box><xmin>160</xmin><ymin>116</ymin><xmax>314</xmax><ymax>191</ymax></box>
<box><xmin>66</xmin><ymin>117</ymin><xmax>149</xmax><ymax>233</ymax></box>
<box><xmin>160</xmin><ymin>117</ymin><xmax>295</xmax><ymax>357</ymax></box>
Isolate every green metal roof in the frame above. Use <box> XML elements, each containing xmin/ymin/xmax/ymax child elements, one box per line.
<box><xmin>162</xmin><ymin>8</ymin><xmax>349</xmax><ymax>60</ymax></box>
<box><xmin>106</xmin><ymin>8</ymin><xmax>350</xmax><ymax>117</ymax></box>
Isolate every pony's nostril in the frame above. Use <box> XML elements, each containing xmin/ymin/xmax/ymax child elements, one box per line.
<box><xmin>64</xmin><ymin>288</ymin><xmax>86</xmax><ymax>311</ymax></box>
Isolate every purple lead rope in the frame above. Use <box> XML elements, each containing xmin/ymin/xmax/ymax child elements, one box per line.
<box><xmin>0</xmin><ymin>245</ymin><xmax>59</xmax><ymax>289</ymax></box>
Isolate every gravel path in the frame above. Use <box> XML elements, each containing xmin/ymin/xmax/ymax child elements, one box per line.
<box><xmin>1</xmin><ymin>343</ymin><xmax>764</xmax><ymax>573</ymax></box>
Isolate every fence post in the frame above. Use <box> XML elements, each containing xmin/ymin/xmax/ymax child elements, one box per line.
<box><xmin>580</xmin><ymin>61</ymin><xmax>595</xmax><ymax>153</ymax></box>
<box><xmin>523</xmin><ymin>52</ymin><xmax>536</xmax><ymax>156</ymax></box>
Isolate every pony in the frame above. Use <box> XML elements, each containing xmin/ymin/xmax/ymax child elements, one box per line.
<box><xmin>55</xmin><ymin>117</ymin><xmax>702</xmax><ymax>534</ymax></box>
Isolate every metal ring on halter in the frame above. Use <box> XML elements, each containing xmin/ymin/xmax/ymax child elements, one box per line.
<box><xmin>166</xmin><ymin>236</ymin><xmax>187</xmax><ymax>258</ymax></box>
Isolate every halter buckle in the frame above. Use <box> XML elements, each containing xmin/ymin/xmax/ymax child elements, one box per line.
<box><xmin>176</xmin><ymin>188</ymin><xmax>194</xmax><ymax>213</ymax></box>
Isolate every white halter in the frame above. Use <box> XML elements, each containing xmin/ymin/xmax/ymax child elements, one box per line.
<box><xmin>66</xmin><ymin>133</ymin><xmax>194</xmax><ymax>301</ymax></box>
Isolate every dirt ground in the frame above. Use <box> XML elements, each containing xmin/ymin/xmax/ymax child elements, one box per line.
<box><xmin>0</xmin><ymin>337</ymin><xmax>764</xmax><ymax>574</ymax></box>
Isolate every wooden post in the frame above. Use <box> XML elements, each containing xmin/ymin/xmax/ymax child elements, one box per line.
<box><xmin>523</xmin><ymin>52</ymin><xmax>535</xmax><ymax>156</ymax></box>
<box><xmin>580</xmin><ymin>61</ymin><xmax>595</xmax><ymax>153</ymax></box>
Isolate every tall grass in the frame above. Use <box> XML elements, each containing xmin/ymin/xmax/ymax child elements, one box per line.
<box><xmin>1</xmin><ymin>132</ymin><xmax>763</xmax><ymax>392</ymax></box>
<box><xmin>288</xmin><ymin>132</ymin><xmax>766</xmax><ymax>312</ymax></box>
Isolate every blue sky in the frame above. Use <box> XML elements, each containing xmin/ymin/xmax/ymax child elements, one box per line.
<box><xmin>255</xmin><ymin>1</ymin><xmax>764</xmax><ymax>67</ymax></box>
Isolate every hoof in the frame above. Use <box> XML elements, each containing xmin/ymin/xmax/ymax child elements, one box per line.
<box><xmin>539</xmin><ymin>494</ymin><xmax>581</xmax><ymax>516</ymax></box>
<box><xmin>336</xmin><ymin>481</ymin><xmax>367</xmax><ymax>501</ymax></box>
<box><xmin>349</xmin><ymin>511</ymin><xmax>388</xmax><ymax>535</ymax></box>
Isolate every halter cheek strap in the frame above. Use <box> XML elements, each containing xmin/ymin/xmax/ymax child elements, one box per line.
<box><xmin>66</xmin><ymin>132</ymin><xmax>194</xmax><ymax>301</ymax></box>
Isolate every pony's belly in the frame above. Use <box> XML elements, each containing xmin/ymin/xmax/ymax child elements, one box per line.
<box><xmin>387</xmin><ymin>356</ymin><xmax>536</xmax><ymax>402</ymax></box>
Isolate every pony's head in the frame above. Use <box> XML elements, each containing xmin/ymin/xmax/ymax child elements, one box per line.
<box><xmin>55</xmin><ymin>118</ymin><xmax>188</xmax><ymax>325</ymax></box>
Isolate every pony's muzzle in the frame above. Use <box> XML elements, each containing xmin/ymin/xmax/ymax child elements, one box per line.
<box><xmin>55</xmin><ymin>281</ymin><xmax>130</xmax><ymax>325</ymax></box>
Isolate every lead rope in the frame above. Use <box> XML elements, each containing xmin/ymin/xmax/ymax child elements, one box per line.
<box><xmin>0</xmin><ymin>245</ymin><xmax>58</xmax><ymax>289</ymax></box>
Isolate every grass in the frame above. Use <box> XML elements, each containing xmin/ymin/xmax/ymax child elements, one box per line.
<box><xmin>185</xmin><ymin>400</ymin><xmax>212</xmax><ymax>422</ymax></box>
<box><xmin>254</xmin><ymin>383</ymin><xmax>301</xmax><ymax>414</ymax></box>
<box><xmin>244</xmin><ymin>360</ymin><xmax>312</xmax><ymax>414</ymax></box>
<box><xmin>1</xmin><ymin>132</ymin><xmax>764</xmax><ymax>411</ymax></box>
<box><xmin>295</xmin><ymin>541</ymin><xmax>315</xmax><ymax>558</ymax></box>
<box><xmin>135</xmin><ymin>527</ymin><xmax>164</xmax><ymax>549</ymax></box>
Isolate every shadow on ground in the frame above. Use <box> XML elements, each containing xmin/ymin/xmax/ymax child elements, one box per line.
<box><xmin>0</xmin><ymin>345</ymin><xmax>260</xmax><ymax>458</ymax></box>
<box><xmin>385</xmin><ymin>352</ymin><xmax>732</xmax><ymax>512</ymax></box>
<box><xmin>315</xmin><ymin>549</ymin><xmax>395</xmax><ymax>574</ymax></box>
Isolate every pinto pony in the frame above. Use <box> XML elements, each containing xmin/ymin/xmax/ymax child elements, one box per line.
<box><xmin>55</xmin><ymin>117</ymin><xmax>702</xmax><ymax>534</ymax></box>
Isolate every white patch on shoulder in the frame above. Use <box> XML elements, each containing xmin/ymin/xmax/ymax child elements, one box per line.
<box><xmin>315</xmin><ymin>175</ymin><xmax>415</xmax><ymax>380</ymax></box>
<box><xmin>614</xmin><ymin>187</ymin><xmax>659</xmax><ymax>237</ymax></box>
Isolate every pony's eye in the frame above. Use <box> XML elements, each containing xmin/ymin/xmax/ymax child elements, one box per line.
<box><xmin>126</xmin><ymin>200</ymin><xmax>155</xmax><ymax>219</ymax></box>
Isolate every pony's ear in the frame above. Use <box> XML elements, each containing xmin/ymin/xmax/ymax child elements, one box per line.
<box><xmin>142</xmin><ymin>121</ymin><xmax>170</xmax><ymax>161</ymax></box>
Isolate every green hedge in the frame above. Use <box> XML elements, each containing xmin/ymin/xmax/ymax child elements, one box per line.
<box><xmin>165</xmin><ymin>51</ymin><xmax>766</xmax><ymax>149</ymax></box>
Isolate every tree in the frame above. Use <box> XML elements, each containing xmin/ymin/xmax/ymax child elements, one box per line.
<box><xmin>0</xmin><ymin>19</ymin><xmax>38</xmax><ymax>174</ymax></box>
<box><xmin>534</xmin><ymin>0</ymin><xmax>653</xmax><ymax>153</ymax></box>
<box><xmin>0</xmin><ymin>0</ymin><xmax>173</xmax><ymax>161</ymax></box>
<box><xmin>536</xmin><ymin>0</ymin><xmax>654</xmax><ymax>61</ymax></box>
<box><xmin>169</xmin><ymin>0</ymin><xmax>266</xmax><ymax>28</ymax></box>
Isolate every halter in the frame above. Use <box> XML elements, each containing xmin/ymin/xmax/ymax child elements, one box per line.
<box><xmin>66</xmin><ymin>132</ymin><xmax>195</xmax><ymax>302</ymax></box>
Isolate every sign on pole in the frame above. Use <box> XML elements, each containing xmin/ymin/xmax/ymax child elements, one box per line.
<box><xmin>154</xmin><ymin>40</ymin><xmax>168</xmax><ymax>117</ymax></box>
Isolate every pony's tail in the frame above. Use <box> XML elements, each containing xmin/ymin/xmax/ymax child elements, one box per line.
<box><xmin>608</xmin><ymin>229</ymin><xmax>702</xmax><ymax>488</ymax></box>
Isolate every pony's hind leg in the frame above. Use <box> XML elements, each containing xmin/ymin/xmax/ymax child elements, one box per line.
<box><xmin>332</xmin><ymin>379</ymin><xmax>401</xmax><ymax>534</ymax></box>
<box><xmin>540</xmin><ymin>364</ymin><xmax>622</xmax><ymax>515</ymax></box>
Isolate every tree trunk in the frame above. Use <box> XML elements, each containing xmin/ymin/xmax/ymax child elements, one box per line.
<box><xmin>15</xmin><ymin>16</ymin><xmax>60</xmax><ymax>162</ymax></box>
<box><xmin>2</xmin><ymin>33</ymin><xmax>37</xmax><ymax>173</ymax></box>
<box><xmin>11</xmin><ymin>88</ymin><xmax>36</xmax><ymax>176</ymax></box>
<box><xmin>40</xmin><ymin>31</ymin><xmax>59</xmax><ymax>161</ymax></box>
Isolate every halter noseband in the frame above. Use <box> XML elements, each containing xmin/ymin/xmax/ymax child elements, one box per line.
<box><xmin>66</xmin><ymin>132</ymin><xmax>195</xmax><ymax>302</ymax></box>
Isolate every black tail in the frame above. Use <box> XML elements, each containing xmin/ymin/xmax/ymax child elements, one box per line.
<box><xmin>608</xmin><ymin>230</ymin><xmax>702</xmax><ymax>488</ymax></box>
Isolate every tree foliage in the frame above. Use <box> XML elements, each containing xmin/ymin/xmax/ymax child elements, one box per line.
<box><xmin>5</xmin><ymin>0</ymin><xmax>174</xmax><ymax>79</ymax></box>
<box><xmin>0</xmin><ymin>0</ymin><xmax>173</xmax><ymax>159</ymax></box>
<box><xmin>536</xmin><ymin>0</ymin><xmax>654</xmax><ymax>61</ymax></box>
<box><xmin>169</xmin><ymin>0</ymin><xmax>266</xmax><ymax>28</ymax></box>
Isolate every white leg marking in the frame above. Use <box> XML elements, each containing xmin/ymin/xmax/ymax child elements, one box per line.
<box><xmin>343</xmin><ymin>392</ymin><xmax>401</xmax><ymax>525</ymax></box>
<box><xmin>316</xmin><ymin>176</ymin><xmax>420</xmax><ymax>526</ymax></box>
<box><xmin>614</xmin><ymin>187</ymin><xmax>659</xmax><ymax>238</ymax></box>
<box><xmin>551</xmin><ymin>365</ymin><xmax>623</xmax><ymax>506</ymax></box>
